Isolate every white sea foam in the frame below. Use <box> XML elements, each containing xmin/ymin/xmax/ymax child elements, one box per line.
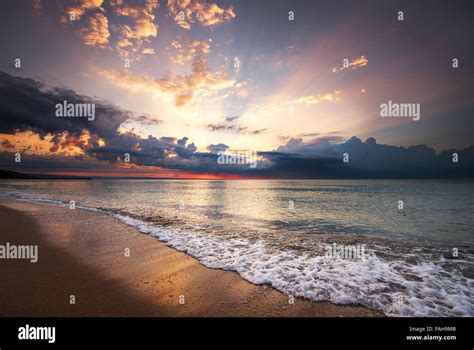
<box><xmin>2</xmin><ymin>193</ymin><xmax>473</xmax><ymax>316</ymax></box>
<box><xmin>114</xmin><ymin>215</ymin><xmax>474</xmax><ymax>317</ymax></box>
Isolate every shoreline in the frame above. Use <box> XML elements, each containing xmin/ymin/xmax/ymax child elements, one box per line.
<box><xmin>0</xmin><ymin>198</ymin><xmax>382</xmax><ymax>317</ymax></box>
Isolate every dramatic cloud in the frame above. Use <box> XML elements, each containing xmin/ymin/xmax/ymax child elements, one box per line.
<box><xmin>65</xmin><ymin>0</ymin><xmax>104</xmax><ymax>20</ymax></box>
<box><xmin>0</xmin><ymin>71</ymin><xmax>225</xmax><ymax>173</ymax></box>
<box><xmin>168</xmin><ymin>0</ymin><xmax>236</xmax><ymax>29</ymax></box>
<box><xmin>55</xmin><ymin>0</ymin><xmax>234</xmax><ymax>58</ymax></box>
<box><xmin>99</xmin><ymin>41</ymin><xmax>235</xmax><ymax>107</ymax></box>
<box><xmin>332</xmin><ymin>55</ymin><xmax>368</xmax><ymax>73</ymax></box>
<box><xmin>169</xmin><ymin>39</ymin><xmax>211</xmax><ymax>64</ymax></box>
<box><xmin>56</xmin><ymin>0</ymin><xmax>159</xmax><ymax>56</ymax></box>
<box><xmin>1</xmin><ymin>71</ymin><xmax>472</xmax><ymax>179</ymax></box>
<box><xmin>77</xmin><ymin>12</ymin><xmax>110</xmax><ymax>48</ymax></box>
<box><xmin>0</xmin><ymin>72</ymin><xmax>118</xmax><ymax>137</ymax></box>
<box><xmin>270</xmin><ymin>136</ymin><xmax>474</xmax><ymax>178</ymax></box>
<box><xmin>59</xmin><ymin>0</ymin><xmax>109</xmax><ymax>50</ymax></box>
<box><xmin>112</xmin><ymin>0</ymin><xmax>160</xmax><ymax>56</ymax></box>
<box><xmin>112</xmin><ymin>0</ymin><xmax>160</xmax><ymax>38</ymax></box>
<box><xmin>0</xmin><ymin>70</ymin><xmax>167</xmax><ymax>164</ymax></box>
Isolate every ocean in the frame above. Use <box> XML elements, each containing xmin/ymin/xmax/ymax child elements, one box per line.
<box><xmin>1</xmin><ymin>179</ymin><xmax>473</xmax><ymax>316</ymax></box>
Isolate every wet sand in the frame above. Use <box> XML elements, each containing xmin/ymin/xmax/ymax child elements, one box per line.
<box><xmin>0</xmin><ymin>198</ymin><xmax>382</xmax><ymax>317</ymax></box>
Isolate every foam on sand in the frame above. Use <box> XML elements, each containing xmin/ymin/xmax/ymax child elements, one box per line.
<box><xmin>115</xmin><ymin>215</ymin><xmax>474</xmax><ymax>317</ymax></box>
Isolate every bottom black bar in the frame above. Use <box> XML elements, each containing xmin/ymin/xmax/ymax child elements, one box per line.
<box><xmin>0</xmin><ymin>317</ymin><xmax>472</xmax><ymax>349</ymax></box>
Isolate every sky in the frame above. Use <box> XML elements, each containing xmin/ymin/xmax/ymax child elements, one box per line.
<box><xmin>0</xmin><ymin>0</ymin><xmax>473</xmax><ymax>178</ymax></box>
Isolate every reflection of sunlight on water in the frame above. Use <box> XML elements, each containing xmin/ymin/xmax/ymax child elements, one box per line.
<box><xmin>1</xmin><ymin>179</ymin><xmax>473</xmax><ymax>245</ymax></box>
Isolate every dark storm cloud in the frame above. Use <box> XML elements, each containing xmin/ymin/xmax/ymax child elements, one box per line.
<box><xmin>0</xmin><ymin>71</ymin><xmax>129</xmax><ymax>141</ymax></box>
<box><xmin>260</xmin><ymin>137</ymin><xmax>474</xmax><ymax>179</ymax></box>
<box><xmin>1</xmin><ymin>71</ymin><xmax>473</xmax><ymax>178</ymax></box>
<box><xmin>0</xmin><ymin>151</ymin><xmax>115</xmax><ymax>172</ymax></box>
<box><xmin>0</xmin><ymin>71</ymin><xmax>223</xmax><ymax>171</ymax></box>
<box><xmin>0</xmin><ymin>71</ymin><xmax>182</xmax><ymax>164</ymax></box>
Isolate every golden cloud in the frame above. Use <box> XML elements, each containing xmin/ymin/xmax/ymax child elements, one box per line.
<box><xmin>142</xmin><ymin>47</ymin><xmax>156</xmax><ymax>54</ymax></box>
<box><xmin>112</xmin><ymin>0</ymin><xmax>160</xmax><ymax>57</ymax></box>
<box><xmin>114</xmin><ymin>0</ymin><xmax>159</xmax><ymax>40</ymax></box>
<box><xmin>59</xmin><ymin>0</ymin><xmax>158</xmax><ymax>56</ymax></box>
<box><xmin>77</xmin><ymin>12</ymin><xmax>110</xmax><ymax>49</ymax></box>
<box><xmin>170</xmin><ymin>39</ymin><xmax>210</xmax><ymax>64</ymax></box>
<box><xmin>98</xmin><ymin>57</ymin><xmax>235</xmax><ymax>107</ymax></box>
<box><xmin>117</xmin><ymin>37</ymin><xmax>133</xmax><ymax>49</ymax></box>
<box><xmin>332</xmin><ymin>55</ymin><xmax>368</xmax><ymax>73</ymax></box>
<box><xmin>287</xmin><ymin>91</ymin><xmax>342</xmax><ymax>105</ymax></box>
<box><xmin>0</xmin><ymin>130</ymin><xmax>105</xmax><ymax>157</ymax></box>
<box><xmin>168</xmin><ymin>0</ymin><xmax>236</xmax><ymax>30</ymax></box>
<box><xmin>99</xmin><ymin>31</ymin><xmax>233</xmax><ymax>107</ymax></box>
<box><xmin>171</xmin><ymin>40</ymin><xmax>182</xmax><ymax>49</ymax></box>
<box><xmin>65</xmin><ymin>0</ymin><xmax>104</xmax><ymax>21</ymax></box>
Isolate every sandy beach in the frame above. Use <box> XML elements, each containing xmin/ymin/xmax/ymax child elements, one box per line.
<box><xmin>0</xmin><ymin>198</ymin><xmax>382</xmax><ymax>317</ymax></box>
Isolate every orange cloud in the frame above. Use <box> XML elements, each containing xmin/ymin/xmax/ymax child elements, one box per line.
<box><xmin>117</xmin><ymin>37</ymin><xmax>133</xmax><ymax>49</ymax></box>
<box><xmin>168</xmin><ymin>0</ymin><xmax>236</xmax><ymax>30</ymax></box>
<box><xmin>58</xmin><ymin>0</ymin><xmax>158</xmax><ymax>56</ymax></box>
<box><xmin>114</xmin><ymin>0</ymin><xmax>159</xmax><ymax>39</ymax></box>
<box><xmin>112</xmin><ymin>0</ymin><xmax>160</xmax><ymax>57</ymax></box>
<box><xmin>142</xmin><ymin>47</ymin><xmax>156</xmax><ymax>54</ymax></box>
<box><xmin>98</xmin><ymin>58</ymin><xmax>235</xmax><ymax>107</ymax></box>
<box><xmin>170</xmin><ymin>39</ymin><xmax>210</xmax><ymax>64</ymax></box>
<box><xmin>171</xmin><ymin>40</ymin><xmax>182</xmax><ymax>49</ymax></box>
<box><xmin>64</xmin><ymin>0</ymin><xmax>104</xmax><ymax>21</ymax></box>
<box><xmin>332</xmin><ymin>55</ymin><xmax>368</xmax><ymax>73</ymax></box>
<box><xmin>0</xmin><ymin>130</ymin><xmax>105</xmax><ymax>157</ymax></box>
<box><xmin>77</xmin><ymin>12</ymin><xmax>110</xmax><ymax>48</ymax></box>
<box><xmin>99</xmin><ymin>33</ymin><xmax>233</xmax><ymax>107</ymax></box>
<box><xmin>287</xmin><ymin>91</ymin><xmax>342</xmax><ymax>105</ymax></box>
